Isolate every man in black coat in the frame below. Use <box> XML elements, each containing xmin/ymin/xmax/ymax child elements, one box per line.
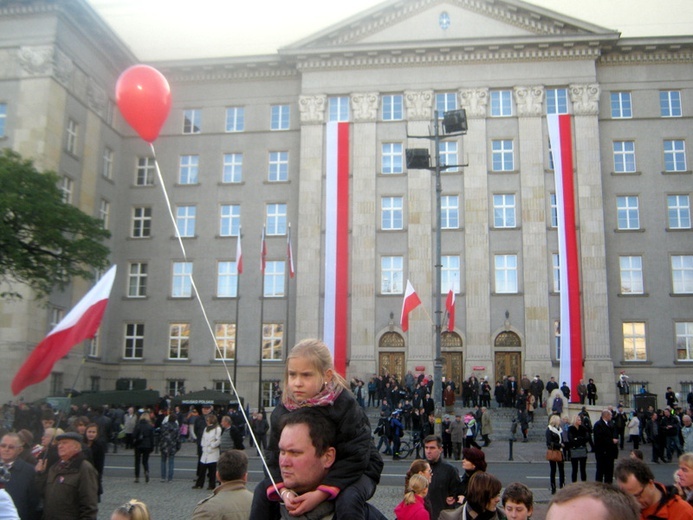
<box><xmin>1</xmin><ymin>432</ymin><xmax>36</xmax><ymax>520</ymax></box>
<box><xmin>424</xmin><ymin>435</ymin><xmax>461</xmax><ymax>520</ymax></box>
<box><xmin>593</xmin><ymin>409</ymin><xmax>619</xmax><ymax>484</ymax></box>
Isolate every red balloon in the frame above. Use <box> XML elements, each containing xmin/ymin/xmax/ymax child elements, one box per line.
<box><xmin>115</xmin><ymin>65</ymin><xmax>171</xmax><ymax>143</ymax></box>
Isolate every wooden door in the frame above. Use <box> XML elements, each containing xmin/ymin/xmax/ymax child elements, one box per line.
<box><xmin>441</xmin><ymin>352</ymin><xmax>463</xmax><ymax>394</ymax></box>
<box><xmin>494</xmin><ymin>352</ymin><xmax>521</xmax><ymax>383</ymax></box>
<box><xmin>379</xmin><ymin>352</ymin><xmax>405</xmax><ymax>382</ymax></box>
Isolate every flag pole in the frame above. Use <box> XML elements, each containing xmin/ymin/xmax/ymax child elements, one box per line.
<box><xmin>285</xmin><ymin>223</ymin><xmax>292</xmax><ymax>352</ymax></box>
<box><xmin>258</xmin><ymin>226</ymin><xmax>266</xmax><ymax>410</ymax></box>
<box><xmin>233</xmin><ymin>228</ymin><xmax>242</xmax><ymax>385</ymax></box>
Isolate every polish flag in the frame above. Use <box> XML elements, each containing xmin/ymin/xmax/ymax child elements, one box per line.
<box><xmin>287</xmin><ymin>225</ymin><xmax>295</xmax><ymax>279</ymax></box>
<box><xmin>12</xmin><ymin>265</ymin><xmax>117</xmax><ymax>395</ymax></box>
<box><xmin>445</xmin><ymin>288</ymin><xmax>456</xmax><ymax>332</ymax></box>
<box><xmin>400</xmin><ymin>280</ymin><xmax>422</xmax><ymax>332</ymax></box>
<box><xmin>260</xmin><ymin>226</ymin><xmax>267</xmax><ymax>273</ymax></box>
<box><xmin>236</xmin><ymin>229</ymin><xmax>243</xmax><ymax>274</ymax></box>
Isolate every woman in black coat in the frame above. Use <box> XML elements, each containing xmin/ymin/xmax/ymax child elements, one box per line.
<box><xmin>567</xmin><ymin>414</ymin><xmax>591</xmax><ymax>483</ymax></box>
<box><xmin>84</xmin><ymin>422</ymin><xmax>106</xmax><ymax>499</ymax></box>
<box><xmin>132</xmin><ymin>411</ymin><xmax>155</xmax><ymax>483</ymax></box>
<box><xmin>545</xmin><ymin>414</ymin><xmax>565</xmax><ymax>494</ymax></box>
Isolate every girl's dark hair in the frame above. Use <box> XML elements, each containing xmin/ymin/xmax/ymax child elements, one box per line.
<box><xmin>466</xmin><ymin>472</ymin><xmax>502</xmax><ymax>514</ymax></box>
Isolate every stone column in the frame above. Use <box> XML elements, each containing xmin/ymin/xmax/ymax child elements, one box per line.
<box><xmin>459</xmin><ymin>88</ymin><xmax>492</xmax><ymax>377</ymax></box>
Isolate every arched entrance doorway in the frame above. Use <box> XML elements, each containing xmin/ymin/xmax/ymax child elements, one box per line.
<box><xmin>378</xmin><ymin>331</ymin><xmax>405</xmax><ymax>382</ymax></box>
<box><xmin>494</xmin><ymin>331</ymin><xmax>522</xmax><ymax>383</ymax></box>
<box><xmin>441</xmin><ymin>331</ymin><xmax>463</xmax><ymax>393</ymax></box>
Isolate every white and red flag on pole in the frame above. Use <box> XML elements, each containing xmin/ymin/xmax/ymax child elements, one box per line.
<box><xmin>236</xmin><ymin>227</ymin><xmax>243</xmax><ymax>275</ymax></box>
<box><xmin>445</xmin><ymin>287</ymin><xmax>456</xmax><ymax>332</ymax></box>
<box><xmin>400</xmin><ymin>280</ymin><xmax>422</xmax><ymax>332</ymax></box>
<box><xmin>260</xmin><ymin>226</ymin><xmax>267</xmax><ymax>274</ymax></box>
<box><xmin>12</xmin><ymin>265</ymin><xmax>117</xmax><ymax>395</ymax></box>
<box><xmin>323</xmin><ymin>121</ymin><xmax>349</xmax><ymax>375</ymax></box>
<box><xmin>547</xmin><ymin>113</ymin><xmax>583</xmax><ymax>401</ymax></box>
<box><xmin>287</xmin><ymin>224</ymin><xmax>295</xmax><ymax>279</ymax></box>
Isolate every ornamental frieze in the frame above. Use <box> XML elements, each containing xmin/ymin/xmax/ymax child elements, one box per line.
<box><xmin>404</xmin><ymin>90</ymin><xmax>433</xmax><ymax>121</ymax></box>
<box><xmin>569</xmin><ymin>84</ymin><xmax>600</xmax><ymax>116</ymax></box>
<box><xmin>298</xmin><ymin>95</ymin><xmax>326</xmax><ymax>124</ymax></box>
<box><xmin>514</xmin><ymin>86</ymin><xmax>544</xmax><ymax>117</ymax></box>
<box><xmin>459</xmin><ymin>88</ymin><xmax>488</xmax><ymax>119</ymax></box>
<box><xmin>350</xmin><ymin>92</ymin><xmax>379</xmax><ymax>122</ymax></box>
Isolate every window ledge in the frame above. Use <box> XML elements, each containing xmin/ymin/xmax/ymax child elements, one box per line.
<box><xmin>165</xmin><ymin>359</ymin><xmax>192</xmax><ymax>363</ymax></box>
<box><xmin>620</xmin><ymin>360</ymin><xmax>653</xmax><ymax>365</ymax></box>
<box><xmin>666</xmin><ymin>227</ymin><xmax>692</xmax><ymax>232</ymax></box>
<box><xmin>131</xmin><ymin>184</ymin><xmax>157</xmax><ymax>189</ymax></box>
<box><xmin>673</xmin><ymin>359</ymin><xmax>693</xmax><ymax>365</ymax></box>
<box><xmin>661</xmin><ymin>170</ymin><xmax>691</xmax><ymax>175</ymax></box>
<box><xmin>168</xmin><ymin>296</ymin><xmax>195</xmax><ymax>301</ymax></box>
<box><xmin>127</xmin><ymin>236</ymin><xmax>153</xmax><ymax>241</ymax></box>
<box><xmin>212</xmin><ymin>296</ymin><xmax>239</xmax><ymax>300</ymax></box>
<box><xmin>170</xmin><ymin>235</ymin><xmax>198</xmax><ymax>240</ymax></box>
<box><xmin>218</xmin><ymin>181</ymin><xmax>245</xmax><ymax>186</ymax></box>
<box><xmin>670</xmin><ymin>292</ymin><xmax>693</xmax><ymax>297</ymax></box>
<box><xmin>491</xmin><ymin>292</ymin><xmax>524</xmax><ymax>296</ymax></box>
<box><xmin>610</xmin><ymin>171</ymin><xmax>641</xmax><ymax>176</ymax></box>
<box><xmin>614</xmin><ymin>228</ymin><xmax>646</xmax><ymax>233</ymax></box>
<box><xmin>617</xmin><ymin>293</ymin><xmax>649</xmax><ymax>297</ymax></box>
<box><xmin>490</xmin><ymin>226</ymin><xmax>521</xmax><ymax>231</ymax></box>
<box><xmin>263</xmin><ymin>180</ymin><xmax>291</xmax><ymax>185</ymax></box>
<box><xmin>174</xmin><ymin>183</ymin><xmax>201</xmax><ymax>187</ymax></box>
<box><xmin>123</xmin><ymin>296</ymin><xmax>149</xmax><ymax>301</ymax></box>
<box><xmin>488</xmin><ymin>170</ymin><xmax>519</xmax><ymax>175</ymax></box>
<box><xmin>121</xmin><ymin>358</ymin><xmax>145</xmax><ymax>362</ymax></box>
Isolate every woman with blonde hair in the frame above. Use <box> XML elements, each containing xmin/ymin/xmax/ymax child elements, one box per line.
<box><xmin>193</xmin><ymin>413</ymin><xmax>221</xmax><ymax>490</ymax></box>
<box><xmin>111</xmin><ymin>499</ymin><xmax>151</xmax><ymax>520</ymax></box>
<box><xmin>395</xmin><ymin>473</ymin><xmax>430</xmax><ymax>520</ymax></box>
<box><xmin>546</xmin><ymin>414</ymin><xmax>565</xmax><ymax>494</ymax></box>
<box><xmin>567</xmin><ymin>414</ymin><xmax>590</xmax><ymax>483</ymax></box>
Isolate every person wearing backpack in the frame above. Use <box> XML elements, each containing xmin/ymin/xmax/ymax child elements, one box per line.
<box><xmin>375</xmin><ymin>411</ymin><xmax>392</xmax><ymax>456</ymax></box>
<box><xmin>390</xmin><ymin>411</ymin><xmax>405</xmax><ymax>460</ymax></box>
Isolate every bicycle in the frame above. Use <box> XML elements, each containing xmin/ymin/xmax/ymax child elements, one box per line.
<box><xmin>395</xmin><ymin>431</ymin><xmax>424</xmax><ymax>459</ymax></box>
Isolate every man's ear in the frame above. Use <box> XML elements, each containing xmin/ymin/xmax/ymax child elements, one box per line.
<box><xmin>322</xmin><ymin>447</ymin><xmax>337</xmax><ymax>469</ymax></box>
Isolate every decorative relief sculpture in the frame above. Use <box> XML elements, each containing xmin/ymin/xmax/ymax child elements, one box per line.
<box><xmin>350</xmin><ymin>92</ymin><xmax>379</xmax><ymax>122</ymax></box>
<box><xmin>53</xmin><ymin>48</ymin><xmax>74</xmax><ymax>86</ymax></box>
<box><xmin>404</xmin><ymin>90</ymin><xmax>433</xmax><ymax>120</ymax></box>
<box><xmin>459</xmin><ymin>87</ymin><xmax>489</xmax><ymax>118</ymax></box>
<box><xmin>18</xmin><ymin>45</ymin><xmax>53</xmax><ymax>75</ymax></box>
<box><xmin>298</xmin><ymin>95</ymin><xmax>326</xmax><ymax>124</ymax></box>
<box><xmin>514</xmin><ymin>86</ymin><xmax>544</xmax><ymax>117</ymax></box>
<box><xmin>87</xmin><ymin>78</ymin><xmax>107</xmax><ymax>115</ymax></box>
<box><xmin>569</xmin><ymin>83</ymin><xmax>600</xmax><ymax>116</ymax></box>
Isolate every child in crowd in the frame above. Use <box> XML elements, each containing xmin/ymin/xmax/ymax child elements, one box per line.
<box><xmin>111</xmin><ymin>499</ymin><xmax>151</xmax><ymax>520</ymax></box>
<box><xmin>395</xmin><ymin>474</ymin><xmax>430</xmax><ymax>520</ymax></box>
<box><xmin>502</xmin><ymin>482</ymin><xmax>534</xmax><ymax>520</ymax></box>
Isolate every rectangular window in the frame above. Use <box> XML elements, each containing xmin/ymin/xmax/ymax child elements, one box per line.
<box><xmin>264</xmin><ymin>261</ymin><xmax>286</xmax><ymax>297</ymax></box>
<box><xmin>441</xmin><ymin>255</ymin><xmax>460</xmax><ymax>293</ymax></box>
<box><xmin>102</xmin><ymin>148</ymin><xmax>113</xmax><ymax>179</ymax></box>
<box><xmin>381</xmin><ymin>196</ymin><xmax>403</xmax><ymax>230</ymax></box>
<box><xmin>59</xmin><ymin>176</ymin><xmax>73</xmax><ymax>204</ymax></box>
<box><xmin>88</xmin><ymin>333</ymin><xmax>99</xmax><ymax>358</ymax></box>
<box><xmin>99</xmin><ymin>199</ymin><xmax>110</xmax><ymax>230</ymax></box>
<box><xmin>623</xmin><ymin>322</ymin><xmax>647</xmax><ymax>361</ymax></box>
<box><xmin>222</xmin><ymin>153</ymin><xmax>243</xmax><ymax>183</ymax></box>
<box><xmin>262</xmin><ymin>323</ymin><xmax>284</xmax><ymax>361</ymax></box>
<box><xmin>668</xmin><ymin>195</ymin><xmax>691</xmax><ymax>229</ymax></box>
<box><xmin>549</xmin><ymin>193</ymin><xmax>558</xmax><ymax>228</ymax></box>
<box><xmin>270</xmin><ymin>104</ymin><xmax>290</xmax><ymax>130</ymax></box>
<box><xmin>676</xmin><ymin>322</ymin><xmax>693</xmax><ymax>361</ymax></box>
<box><xmin>215</xmin><ymin>323</ymin><xmax>236</xmax><ymax>360</ymax></box>
<box><xmin>441</xmin><ymin>195</ymin><xmax>459</xmax><ymax>229</ymax></box>
<box><xmin>381</xmin><ymin>256</ymin><xmax>403</xmax><ymax>294</ymax></box>
<box><xmin>552</xmin><ymin>253</ymin><xmax>560</xmax><ymax>293</ymax></box>
<box><xmin>168</xmin><ymin>380</ymin><xmax>185</xmax><ymax>396</ymax></box>
<box><xmin>672</xmin><ymin>255</ymin><xmax>693</xmax><ymax>294</ymax></box>
<box><xmin>664</xmin><ymin>140</ymin><xmax>687</xmax><ymax>172</ymax></box>
<box><xmin>50</xmin><ymin>373</ymin><xmax>63</xmax><ymax>396</ymax></box>
<box><xmin>660</xmin><ymin>90</ymin><xmax>682</xmax><ymax>117</ymax></box>
<box><xmin>183</xmin><ymin>109</ymin><xmax>201</xmax><ymax>134</ymax></box>
<box><xmin>217</xmin><ymin>261</ymin><xmax>238</xmax><ymax>297</ymax></box>
<box><xmin>135</xmin><ymin>157</ymin><xmax>155</xmax><ymax>186</ymax></box>
<box><xmin>382</xmin><ymin>143</ymin><xmax>403</xmax><ymax>174</ymax></box>
<box><xmin>266</xmin><ymin>203</ymin><xmax>287</xmax><ymax>236</ymax></box>
<box><xmin>128</xmin><ymin>262</ymin><xmax>148</xmax><ymax>298</ymax></box>
<box><xmin>382</xmin><ymin>94</ymin><xmax>403</xmax><ymax>121</ymax></box>
<box><xmin>490</xmin><ymin>90</ymin><xmax>513</xmax><ymax>117</ymax></box>
<box><xmin>214</xmin><ymin>380</ymin><xmax>232</xmax><ymax>393</ymax></box>
<box><xmin>494</xmin><ymin>254</ymin><xmax>518</xmax><ymax>294</ymax></box>
<box><xmin>131</xmin><ymin>207</ymin><xmax>152</xmax><ymax>238</ymax></box>
<box><xmin>546</xmin><ymin>88</ymin><xmax>568</xmax><ymax>115</ymax></box>
<box><xmin>610</xmin><ymin>92</ymin><xmax>632</xmax><ymax>119</ymax></box>
<box><xmin>268</xmin><ymin>151</ymin><xmax>289</xmax><ymax>182</ymax></box>
<box><xmin>169</xmin><ymin>323</ymin><xmax>190</xmax><ymax>359</ymax></box>
<box><xmin>493</xmin><ymin>194</ymin><xmax>516</xmax><ymax>228</ymax></box>
<box><xmin>328</xmin><ymin>96</ymin><xmax>349</xmax><ymax>122</ymax></box>
<box><xmin>225</xmin><ymin>107</ymin><xmax>245</xmax><ymax>132</ymax></box>
<box><xmin>123</xmin><ymin>323</ymin><xmax>144</xmax><ymax>359</ymax></box>
<box><xmin>492</xmin><ymin>140</ymin><xmax>514</xmax><ymax>171</ymax></box>
<box><xmin>175</xmin><ymin>205</ymin><xmax>196</xmax><ymax>238</ymax></box>
<box><xmin>179</xmin><ymin>155</ymin><xmax>199</xmax><ymax>184</ymax></box>
<box><xmin>66</xmin><ymin>118</ymin><xmax>78</xmax><ymax>154</ymax></box>
<box><xmin>90</xmin><ymin>375</ymin><xmax>100</xmax><ymax>391</ymax></box>
<box><xmin>219</xmin><ymin>204</ymin><xmax>241</xmax><ymax>237</ymax></box>
<box><xmin>439</xmin><ymin>141</ymin><xmax>459</xmax><ymax>172</ymax></box>
<box><xmin>436</xmin><ymin>92</ymin><xmax>458</xmax><ymax>116</ymax></box>
<box><xmin>554</xmin><ymin>320</ymin><xmax>561</xmax><ymax>360</ymax></box>
<box><xmin>613</xmin><ymin>141</ymin><xmax>636</xmax><ymax>173</ymax></box>
<box><xmin>0</xmin><ymin>103</ymin><xmax>6</xmax><ymax>137</ymax></box>
<box><xmin>172</xmin><ymin>261</ymin><xmax>193</xmax><ymax>297</ymax></box>
<box><xmin>619</xmin><ymin>256</ymin><xmax>644</xmax><ymax>294</ymax></box>
<box><xmin>617</xmin><ymin>196</ymin><xmax>640</xmax><ymax>230</ymax></box>
<box><xmin>49</xmin><ymin>307</ymin><xmax>64</xmax><ymax>330</ymax></box>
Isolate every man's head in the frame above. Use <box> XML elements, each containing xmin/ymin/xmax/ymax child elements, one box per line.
<box><xmin>601</xmin><ymin>409</ymin><xmax>612</xmax><ymax>421</ymax></box>
<box><xmin>55</xmin><ymin>432</ymin><xmax>83</xmax><ymax>462</ymax></box>
<box><xmin>221</xmin><ymin>415</ymin><xmax>232</xmax><ymax>428</ymax></box>
<box><xmin>614</xmin><ymin>458</ymin><xmax>659</xmax><ymax>511</ymax></box>
<box><xmin>216</xmin><ymin>449</ymin><xmax>248</xmax><ymax>483</ymax></box>
<box><xmin>546</xmin><ymin>481</ymin><xmax>639</xmax><ymax>520</ymax></box>
<box><xmin>278</xmin><ymin>408</ymin><xmax>336</xmax><ymax>494</ymax></box>
<box><xmin>423</xmin><ymin>435</ymin><xmax>443</xmax><ymax>464</ymax></box>
<box><xmin>502</xmin><ymin>482</ymin><xmax>534</xmax><ymax>520</ymax></box>
<box><xmin>0</xmin><ymin>433</ymin><xmax>22</xmax><ymax>464</ymax></box>
<box><xmin>41</xmin><ymin>409</ymin><xmax>55</xmax><ymax>431</ymax></box>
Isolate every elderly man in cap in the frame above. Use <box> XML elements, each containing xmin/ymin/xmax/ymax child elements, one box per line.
<box><xmin>35</xmin><ymin>431</ymin><xmax>98</xmax><ymax>520</ymax></box>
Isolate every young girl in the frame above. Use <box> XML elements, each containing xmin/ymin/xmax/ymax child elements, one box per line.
<box><xmin>111</xmin><ymin>499</ymin><xmax>151</xmax><ymax>520</ymax></box>
<box><xmin>395</xmin><ymin>474</ymin><xmax>430</xmax><ymax>520</ymax></box>
<box><xmin>84</xmin><ymin>423</ymin><xmax>106</xmax><ymax>500</ymax></box>
<box><xmin>251</xmin><ymin>339</ymin><xmax>383</xmax><ymax>519</ymax></box>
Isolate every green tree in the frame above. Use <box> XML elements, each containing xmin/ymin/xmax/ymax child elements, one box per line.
<box><xmin>0</xmin><ymin>149</ymin><xmax>110</xmax><ymax>298</ymax></box>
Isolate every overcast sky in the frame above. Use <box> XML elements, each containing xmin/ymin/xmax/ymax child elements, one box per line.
<box><xmin>86</xmin><ymin>0</ymin><xmax>693</xmax><ymax>61</ymax></box>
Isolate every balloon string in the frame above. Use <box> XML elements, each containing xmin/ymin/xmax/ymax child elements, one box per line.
<box><xmin>149</xmin><ymin>143</ymin><xmax>281</xmax><ymax>500</ymax></box>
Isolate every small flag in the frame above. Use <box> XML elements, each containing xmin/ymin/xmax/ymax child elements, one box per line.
<box><xmin>287</xmin><ymin>224</ymin><xmax>295</xmax><ymax>279</ymax></box>
<box><xmin>12</xmin><ymin>266</ymin><xmax>117</xmax><ymax>395</ymax></box>
<box><xmin>400</xmin><ymin>280</ymin><xmax>422</xmax><ymax>332</ymax></box>
<box><xmin>236</xmin><ymin>228</ymin><xmax>243</xmax><ymax>275</ymax></box>
<box><xmin>445</xmin><ymin>288</ymin><xmax>456</xmax><ymax>332</ymax></box>
<box><xmin>260</xmin><ymin>226</ymin><xmax>267</xmax><ymax>273</ymax></box>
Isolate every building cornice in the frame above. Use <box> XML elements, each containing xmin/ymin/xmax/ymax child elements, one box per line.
<box><xmin>158</xmin><ymin>62</ymin><xmax>299</xmax><ymax>84</ymax></box>
<box><xmin>599</xmin><ymin>37</ymin><xmax>693</xmax><ymax>65</ymax></box>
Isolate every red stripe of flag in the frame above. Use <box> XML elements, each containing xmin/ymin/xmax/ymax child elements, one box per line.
<box><xmin>333</xmin><ymin>122</ymin><xmax>349</xmax><ymax>375</ymax></box>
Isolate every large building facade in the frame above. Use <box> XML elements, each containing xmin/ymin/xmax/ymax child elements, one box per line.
<box><xmin>1</xmin><ymin>0</ymin><xmax>691</xmax><ymax>409</ymax></box>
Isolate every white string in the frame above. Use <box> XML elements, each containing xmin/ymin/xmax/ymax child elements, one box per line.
<box><xmin>149</xmin><ymin>143</ymin><xmax>280</xmax><ymax>498</ymax></box>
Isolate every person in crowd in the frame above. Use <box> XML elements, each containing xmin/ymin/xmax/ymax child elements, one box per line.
<box><xmin>132</xmin><ymin>411</ymin><xmax>155</xmax><ymax>483</ymax></box>
<box><xmin>546</xmin><ymin>414</ymin><xmax>566</xmax><ymax>494</ymax></box>
<box><xmin>15</xmin><ymin>431</ymin><xmax>36</xmax><ymax>467</ymax></box>
<box><xmin>546</xmin><ymin>481</ymin><xmax>639</xmax><ymax>520</ymax></box>
<box><xmin>390</xmin><ymin>410</ymin><xmax>405</xmax><ymax>460</ymax></box>
<box><xmin>403</xmin><ymin>459</ymin><xmax>433</xmax><ymax>517</ymax></box>
<box><xmin>449</xmin><ymin>414</ymin><xmax>465</xmax><ymax>461</ymax></box>
<box><xmin>0</xmin><ymin>433</ymin><xmax>36</xmax><ymax>520</ymax></box>
<box><xmin>463</xmin><ymin>412</ymin><xmax>481</xmax><ymax>450</ymax></box>
<box><xmin>251</xmin><ymin>411</ymin><xmax>269</xmax><ymax>455</ymax></box>
<box><xmin>661</xmin><ymin>407</ymin><xmax>683</xmax><ymax>462</ymax></box>
<box><xmin>36</xmin><ymin>428</ymin><xmax>61</xmax><ymax>471</ymax></box>
<box><xmin>110</xmin><ymin>499</ymin><xmax>151</xmax><ymax>520</ymax></box>
<box><xmin>480</xmin><ymin>407</ymin><xmax>493</xmax><ymax>447</ymax></box>
<box><xmin>84</xmin><ymin>423</ymin><xmax>106</xmax><ymax>501</ymax></box>
<box><xmin>615</xmin><ymin>457</ymin><xmax>693</xmax><ymax>519</ymax></box>
<box><xmin>530</xmin><ymin>375</ymin><xmax>544</xmax><ymax>409</ymax></box>
<box><xmin>250</xmin><ymin>339</ymin><xmax>383</xmax><ymax>520</ymax></box>
<box><xmin>647</xmin><ymin>412</ymin><xmax>665</xmax><ymax>464</ymax></box>
<box><xmin>577</xmin><ymin>379</ymin><xmax>587</xmax><ymax>405</ymax></box>
<box><xmin>159</xmin><ymin>409</ymin><xmax>180</xmax><ymax>482</ymax></box>
<box><xmin>122</xmin><ymin>407</ymin><xmax>137</xmax><ymax>450</ymax></box>
<box><xmin>394</xmin><ymin>473</ymin><xmax>429</xmax><ymax>520</ymax></box>
<box><xmin>561</xmin><ymin>382</ymin><xmax>571</xmax><ymax>400</ymax></box>
<box><xmin>0</xmin><ymin>465</ymin><xmax>19</xmax><ymax>520</ymax></box>
<box><xmin>218</xmin><ymin>415</ymin><xmax>234</xmax><ymax>454</ymax></box>
<box><xmin>35</xmin><ymin>431</ymin><xmax>98</xmax><ymax>520</ymax></box>
<box><xmin>502</xmin><ymin>482</ymin><xmax>533</xmax><ymax>520</ymax></box>
<box><xmin>677</xmin><ymin>453</ymin><xmax>693</xmax><ymax>507</ymax></box>
<box><xmin>374</xmin><ymin>411</ymin><xmax>392</xmax><ymax>456</ymax></box>
<box><xmin>454</xmin><ymin>472</ymin><xmax>504</xmax><ymax>520</ymax></box>
<box><xmin>587</xmin><ymin>378</ymin><xmax>598</xmax><ymax>406</ymax></box>
<box><xmin>613</xmin><ymin>404</ymin><xmax>627</xmax><ymax>451</ymax></box>
<box><xmin>627</xmin><ymin>411</ymin><xmax>641</xmax><ymax>450</ymax></box>
<box><xmin>192</xmin><ymin>449</ymin><xmax>253</xmax><ymax>520</ymax></box>
<box><xmin>568</xmin><ymin>414</ymin><xmax>590</xmax><ymax>483</ymax></box>
<box><xmin>423</xmin><ymin>435</ymin><xmax>460</xmax><ymax>520</ymax></box>
<box><xmin>494</xmin><ymin>381</ymin><xmax>506</xmax><ymax>408</ymax></box>
<box><xmin>194</xmin><ymin>413</ymin><xmax>221</xmax><ymax>490</ymax></box>
<box><xmin>441</xmin><ymin>415</ymin><xmax>452</xmax><ymax>459</ymax></box>
<box><xmin>593</xmin><ymin>409</ymin><xmax>618</xmax><ymax>484</ymax></box>
<box><xmin>630</xmin><ymin>449</ymin><xmax>644</xmax><ymax>460</ymax></box>
<box><xmin>455</xmin><ymin>447</ymin><xmax>486</xmax><ymax>502</ymax></box>
<box><xmin>665</xmin><ymin>387</ymin><xmax>678</xmax><ymax>409</ymax></box>
<box><xmin>682</xmin><ymin>415</ymin><xmax>693</xmax><ymax>454</ymax></box>
<box><xmin>193</xmin><ymin>405</ymin><xmax>211</xmax><ymax>480</ymax></box>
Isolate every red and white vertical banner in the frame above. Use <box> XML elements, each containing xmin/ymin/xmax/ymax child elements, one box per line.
<box><xmin>323</xmin><ymin>122</ymin><xmax>349</xmax><ymax>376</ymax></box>
<box><xmin>547</xmin><ymin>114</ymin><xmax>583</xmax><ymax>401</ymax></box>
